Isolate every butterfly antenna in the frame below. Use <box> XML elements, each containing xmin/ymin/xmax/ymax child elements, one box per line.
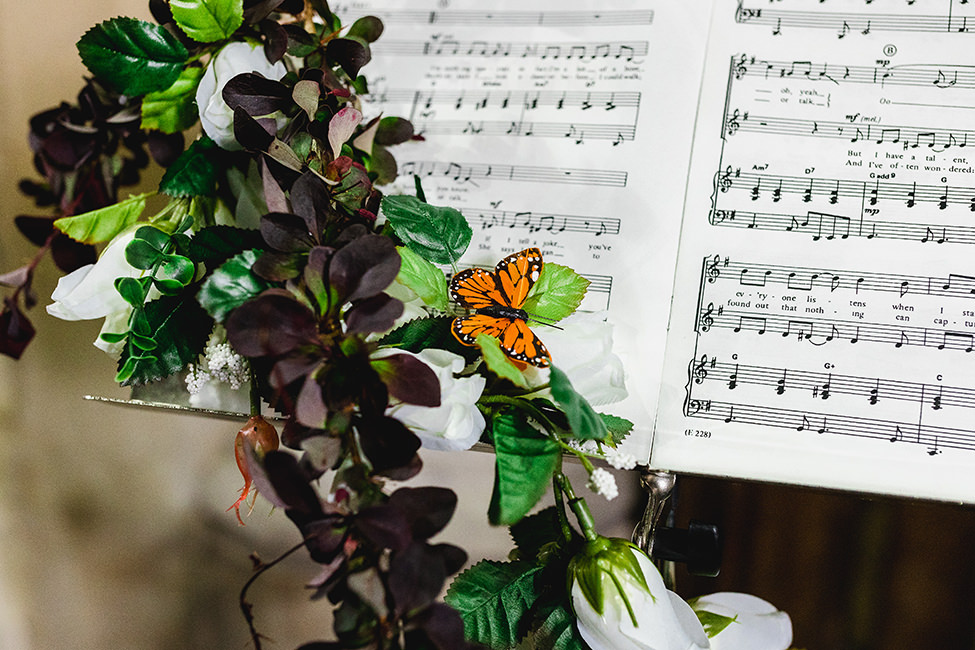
<box><xmin>526</xmin><ymin>311</ymin><xmax>564</xmax><ymax>330</ymax></box>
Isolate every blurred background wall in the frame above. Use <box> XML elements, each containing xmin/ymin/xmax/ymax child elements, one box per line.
<box><xmin>1</xmin><ymin>2</ymin><xmax>974</xmax><ymax>650</ymax></box>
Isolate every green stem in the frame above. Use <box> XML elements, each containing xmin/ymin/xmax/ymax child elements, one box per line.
<box><xmin>478</xmin><ymin>394</ymin><xmax>558</xmax><ymax>433</ymax></box>
<box><xmin>555</xmin><ymin>472</ymin><xmax>597</xmax><ymax>542</ymax></box>
<box><xmin>248</xmin><ymin>366</ymin><xmax>261</xmax><ymax>417</ymax></box>
<box><xmin>552</xmin><ymin>474</ymin><xmax>574</xmax><ymax>543</ymax></box>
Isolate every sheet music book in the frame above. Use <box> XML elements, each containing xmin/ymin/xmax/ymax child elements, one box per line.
<box><xmin>343</xmin><ymin>0</ymin><xmax>975</xmax><ymax>503</ymax></box>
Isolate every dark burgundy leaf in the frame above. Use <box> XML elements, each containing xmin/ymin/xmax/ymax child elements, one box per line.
<box><xmin>355</xmin><ymin>504</ymin><xmax>412</xmax><ymax>551</ymax></box>
<box><xmin>269</xmin><ymin>353</ymin><xmax>323</xmax><ymax>390</ymax></box>
<box><xmin>388</xmin><ymin>543</ymin><xmax>451</xmax><ymax>616</ymax></box>
<box><xmin>284</xmin><ymin>24</ymin><xmax>317</xmax><ymax>56</ymax></box>
<box><xmin>149</xmin><ymin>0</ymin><xmax>174</xmax><ymax>23</ymax></box>
<box><xmin>260</xmin><ymin>19</ymin><xmax>289</xmax><ymax>63</ymax></box>
<box><xmin>388</xmin><ymin>487</ymin><xmax>457</xmax><ymax>541</ymax></box>
<box><xmin>263</xmin><ymin>449</ymin><xmax>323</xmax><ymax>515</ymax></box>
<box><xmin>296</xmin><ymin>643</ymin><xmax>344</xmax><ymax>650</ymax></box>
<box><xmin>50</xmin><ymin>234</ymin><xmax>97</xmax><ymax>273</ymax></box>
<box><xmin>226</xmin><ymin>290</ymin><xmax>320</xmax><ymax>357</ymax></box>
<box><xmin>233</xmin><ymin>107</ymin><xmax>275</xmax><ymax>151</ymax></box>
<box><xmin>260</xmin><ymin>212</ymin><xmax>316</xmax><ymax>252</ymax></box>
<box><xmin>290</xmin><ymin>171</ymin><xmax>333</xmax><ymax>238</ymax></box>
<box><xmin>261</xmin><ymin>156</ymin><xmax>288</xmax><ymax>212</ymax></box>
<box><xmin>223</xmin><ymin>73</ymin><xmax>290</xmax><ymax>116</ymax></box>
<box><xmin>244</xmin><ymin>0</ymin><xmax>285</xmax><ymax>24</ymax></box>
<box><xmin>300</xmin><ymin>434</ymin><xmax>343</xmax><ymax>474</ymax></box>
<box><xmin>261</xmin><ymin>152</ymin><xmax>302</xmax><ymax>191</ymax></box>
<box><xmin>375</xmin><ymin>117</ymin><xmax>414</xmax><ymax>146</ymax></box>
<box><xmin>0</xmin><ymin>300</ymin><xmax>35</xmax><ymax>360</ymax></box>
<box><xmin>329</xmin><ymin>234</ymin><xmax>400</xmax><ymax>302</ymax></box>
<box><xmin>299</xmin><ymin>516</ymin><xmax>347</xmax><ymax>563</ymax></box>
<box><xmin>146</xmin><ymin>130</ymin><xmax>185</xmax><ymax>167</ymax></box>
<box><xmin>345</xmin><ymin>293</ymin><xmax>404</xmax><ymax>335</ymax></box>
<box><xmin>15</xmin><ymin>216</ymin><xmax>55</xmax><ymax>247</ymax></box>
<box><xmin>296</xmin><ymin>373</ymin><xmax>328</xmax><ymax>428</ymax></box>
<box><xmin>278</xmin><ymin>0</ymin><xmax>304</xmax><ymax>14</ymax></box>
<box><xmin>356</xmin><ymin>415</ymin><xmax>421</xmax><ymax>478</ymax></box>
<box><xmin>406</xmin><ymin>603</ymin><xmax>478</xmax><ymax>650</ymax></box>
<box><xmin>432</xmin><ymin>543</ymin><xmax>468</xmax><ymax>576</ymax></box>
<box><xmin>41</xmin><ymin>129</ymin><xmax>97</xmax><ymax>170</ymax></box>
<box><xmin>326</xmin><ymin>38</ymin><xmax>371</xmax><ymax>79</ymax></box>
<box><xmin>371</xmin><ymin>351</ymin><xmax>441</xmax><ymax>408</ymax></box>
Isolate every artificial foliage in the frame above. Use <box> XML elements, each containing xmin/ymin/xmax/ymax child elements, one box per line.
<box><xmin>0</xmin><ymin>1</ymin><xmax>782</xmax><ymax>648</ymax></box>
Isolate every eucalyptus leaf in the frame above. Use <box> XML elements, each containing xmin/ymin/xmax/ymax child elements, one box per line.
<box><xmin>76</xmin><ymin>17</ymin><xmax>188</xmax><ymax>95</ymax></box>
<box><xmin>114</xmin><ymin>277</ymin><xmax>150</xmax><ymax>308</ymax></box>
<box><xmin>141</xmin><ymin>65</ymin><xmax>205</xmax><ymax>133</ymax></box>
<box><xmin>53</xmin><ymin>193</ymin><xmax>150</xmax><ymax>244</ymax></box>
<box><xmin>170</xmin><ymin>0</ymin><xmax>245</xmax><ymax>43</ymax></box>
<box><xmin>381</xmin><ymin>195</ymin><xmax>472</xmax><ymax>265</ymax></box>
<box><xmin>395</xmin><ymin>246</ymin><xmax>448</xmax><ymax>311</ymax></box>
<box><xmin>125</xmin><ymin>239</ymin><xmax>164</xmax><ymax>270</ymax></box>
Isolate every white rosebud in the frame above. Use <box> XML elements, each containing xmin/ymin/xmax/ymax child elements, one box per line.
<box><xmin>691</xmin><ymin>592</ymin><xmax>792</xmax><ymax>650</ymax></box>
<box><xmin>381</xmin><ymin>348</ymin><xmax>487</xmax><ymax>451</ymax></box>
<box><xmin>570</xmin><ymin>538</ymin><xmax>709</xmax><ymax>650</ymax></box>
<box><xmin>524</xmin><ymin>311</ymin><xmax>627</xmax><ymax>406</ymax></box>
<box><xmin>196</xmin><ymin>42</ymin><xmax>288</xmax><ymax>150</ymax></box>
<box><xmin>46</xmin><ymin>226</ymin><xmax>147</xmax><ymax>355</ymax></box>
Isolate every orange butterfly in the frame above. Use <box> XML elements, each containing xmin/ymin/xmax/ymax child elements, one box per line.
<box><xmin>449</xmin><ymin>247</ymin><xmax>551</xmax><ymax>367</ymax></box>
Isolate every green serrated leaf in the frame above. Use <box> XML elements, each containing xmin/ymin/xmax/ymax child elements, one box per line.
<box><xmin>196</xmin><ymin>249</ymin><xmax>270</xmax><ymax>322</ymax></box>
<box><xmin>53</xmin><ymin>193</ymin><xmax>150</xmax><ymax>244</ymax></box>
<box><xmin>377</xmin><ymin>316</ymin><xmax>478</xmax><ymax>362</ymax></box>
<box><xmin>476</xmin><ymin>334</ymin><xmax>528</xmax><ymax>388</ymax></box>
<box><xmin>550</xmin><ymin>366</ymin><xmax>608</xmax><ymax>441</ymax></box>
<box><xmin>695</xmin><ymin>609</ymin><xmax>738</xmax><ymax>638</ymax></box>
<box><xmin>489</xmin><ymin>410</ymin><xmax>560</xmax><ymax>526</ymax></box>
<box><xmin>510</xmin><ymin>507</ymin><xmax>566</xmax><ymax>561</ymax></box>
<box><xmin>160</xmin><ymin>137</ymin><xmax>219</xmax><ymax>197</ymax></box>
<box><xmin>444</xmin><ymin>560</ymin><xmax>543</xmax><ymax>648</ymax></box>
<box><xmin>141</xmin><ymin>65</ymin><xmax>205</xmax><ymax>133</ymax></box>
<box><xmin>600</xmin><ymin>413</ymin><xmax>634</xmax><ymax>447</ymax></box>
<box><xmin>77</xmin><ymin>17</ymin><xmax>189</xmax><ymax>96</ymax></box>
<box><xmin>116</xmin><ymin>295</ymin><xmax>213</xmax><ymax>386</ymax></box>
<box><xmin>528</xmin><ymin>601</ymin><xmax>587</xmax><ymax>650</ymax></box>
<box><xmin>185</xmin><ymin>225</ymin><xmax>265</xmax><ymax>266</ymax></box>
<box><xmin>381</xmin><ymin>195</ymin><xmax>472</xmax><ymax>265</ymax></box>
<box><xmin>523</xmin><ymin>263</ymin><xmax>589</xmax><ymax>323</ymax></box>
<box><xmin>396</xmin><ymin>246</ymin><xmax>449</xmax><ymax>311</ymax></box>
<box><xmin>170</xmin><ymin>0</ymin><xmax>245</xmax><ymax>43</ymax></box>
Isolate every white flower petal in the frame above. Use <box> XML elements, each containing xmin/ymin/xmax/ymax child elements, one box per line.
<box><xmin>693</xmin><ymin>592</ymin><xmax>792</xmax><ymax>650</ymax></box>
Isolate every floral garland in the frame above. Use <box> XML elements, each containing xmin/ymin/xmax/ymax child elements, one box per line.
<box><xmin>0</xmin><ymin>1</ymin><xmax>795</xmax><ymax>648</ymax></box>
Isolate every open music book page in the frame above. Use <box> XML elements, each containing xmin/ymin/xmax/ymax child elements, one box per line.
<box><xmin>655</xmin><ymin>0</ymin><xmax>975</xmax><ymax>502</ymax></box>
<box><xmin>343</xmin><ymin>1</ymin><xmax>717</xmax><ymax>461</ymax></box>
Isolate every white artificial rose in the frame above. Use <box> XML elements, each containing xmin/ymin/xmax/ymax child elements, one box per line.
<box><xmin>382</xmin><ymin>348</ymin><xmax>486</xmax><ymax>451</ymax></box>
<box><xmin>526</xmin><ymin>311</ymin><xmax>627</xmax><ymax>406</ymax></box>
<box><xmin>196</xmin><ymin>42</ymin><xmax>288</xmax><ymax>150</ymax></box>
<box><xmin>570</xmin><ymin>538</ymin><xmax>709</xmax><ymax>650</ymax></box>
<box><xmin>47</xmin><ymin>226</ymin><xmax>144</xmax><ymax>354</ymax></box>
<box><xmin>691</xmin><ymin>592</ymin><xmax>792</xmax><ymax>650</ymax></box>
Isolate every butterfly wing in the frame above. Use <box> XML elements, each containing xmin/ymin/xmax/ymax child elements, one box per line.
<box><xmin>449</xmin><ymin>268</ymin><xmax>505</xmax><ymax>310</ymax></box>
<box><xmin>494</xmin><ymin>247</ymin><xmax>542</xmax><ymax>309</ymax></box>
<box><xmin>451</xmin><ymin>314</ymin><xmax>551</xmax><ymax>368</ymax></box>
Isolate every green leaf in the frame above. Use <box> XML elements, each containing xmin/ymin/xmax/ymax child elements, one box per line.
<box><xmin>395</xmin><ymin>246</ymin><xmax>449</xmax><ymax>311</ymax></box>
<box><xmin>347</xmin><ymin>15</ymin><xmax>384</xmax><ymax>42</ymax></box>
<box><xmin>170</xmin><ymin>0</ymin><xmax>245</xmax><ymax>43</ymax></box>
<box><xmin>523</xmin><ymin>263</ymin><xmax>589</xmax><ymax>323</ymax></box>
<box><xmin>528</xmin><ymin>601</ymin><xmax>587</xmax><ymax>650</ymax></box>
<box><xmin>550</xmin><ymin>366</ymin><xmax>608</xmax><ymax>441</ymax></box>
<box><xmin>381</xmin><ymin>195</ymin><xmax>472</xmax><ymax>265</ymax></box>
<box><xmin>377</xmin><ymin>316</ymin><xmax>478</xmax><ymax>361</ymax></box>
<box><xmin>489</xmin><ymin>410</ymin><xmax>560</xmax><ymax>526</ymax></box>
<box><xmin>197</xmin><ymin>249</ymin><xmax>270</xmax><ymax>322</ymax></box>
<box><xmin>158</xmin><ymin>255</ymin><xmax>196</xmax><ymax>286</ymax></box>
<box><xmin>116</xmin><ymin>295</ymin><xmax>213</xmax><ymax>386</ymax></box>
<box><xmin>53</xmin><ymin>193</ymin><xmax>149</xmax><ymax>244</ymax></box>
<box><xmin>444</xmin><ymin>560</ymin><xmax>543</xmax><ymax>648</ymax></box>
<box><xmin>694</xmin><ymin>609</ymin><xmax>738</xmax><ymax>638</ymax></box>
<box><xmin>77</xmin><ymin>18</ymin><xmax>189</xmax><ymax>96</ymax></box>
<box><xmin>125</xmin><ymin>239</ymin><xmax>164</xmax><ymax>270</ymax></box>
<box><xmin>141</xmin><ymin>65</ymin><xmax>205</xmax><ymax>133</ymax></box>
<box><xmin>476</xmin><ymin>334</ymin><xmax>528</xmax><ymax>388</ymax></box>
<box><xmin>185</xmin><ymin>225</ymin><xmax>265</xmax><ymax>266</ymax></box>
<box><xmin>510</xmin><ymin>507</ymin><xmax>566</xmax><ymax>561</ymax></box>
<box><xmin>114</xmin><ymin>277</ymin><xmax>150</xmax><ymax>308</ymax></box>
<box><xmin>600</xmin><ymin>413</ymin><xmax>634</xmax><ymax>446</ymax></box>
<box><xmin>160</xmin><ymin>137</ymin><xmax>219</xmax><ymax>197</ymax></box>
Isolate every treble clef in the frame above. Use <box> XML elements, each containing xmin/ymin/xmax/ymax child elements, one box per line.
<box><xmin>733</xmin><ymin>54</ymin><xmax>748</xmax><ymax>80</ymax></box>
<box><xmin>705</xmin><ymin>255</ymin><xmax>722</xmax><ymax>283</ymax></box>
<box><xmin>699</xmin><ymin>302</ymin><xmax>716</xmax><ymax>332</ymax></box>
<box><xmin>726</xmin><ymin>109</ymin><xmax>741</xmax><ymax>136</ymax></box>
<box><xmin>717</xmin><ymin>166</ymin><xmax>735</xmax><ymax>193</ymax></box>
<box><xmin>692</xmin><ymin>354</ymin><xmax>710</xmax><ymax>384</ymax></box>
